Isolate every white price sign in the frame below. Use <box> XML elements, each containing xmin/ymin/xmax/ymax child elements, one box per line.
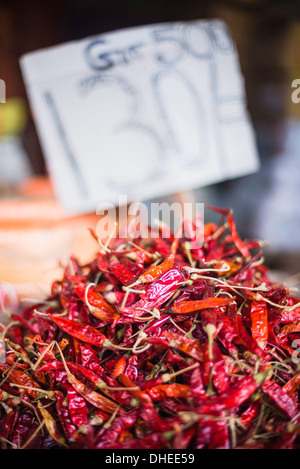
<box><xmin>20</xmin><ymin>20</ymin><xmax>259</xmax><ymax>214</ymax></box>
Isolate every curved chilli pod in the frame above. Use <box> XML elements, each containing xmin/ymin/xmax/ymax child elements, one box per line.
<box><xmin>48</xmin><ymin>314</ymin><xmax>108</xmax><ymax>347</ymax></box>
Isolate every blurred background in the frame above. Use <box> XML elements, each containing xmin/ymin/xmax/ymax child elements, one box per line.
<box><xmin>0</xmin><ymin>0</ymin><xmax>300</xmax><ymax>296</ymax></box>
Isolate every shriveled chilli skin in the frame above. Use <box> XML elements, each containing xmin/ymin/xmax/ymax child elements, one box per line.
<box><xmin>55</xmin><ymin>390</ymin><xmax>77</xmax><ymax>441</ymax></box>
<box><xmin>280</xmin><ymin>309</ymin><xmax>300</xmax><ymax>324</ymax></box>
<box><xmin>146</xmin><ymin>384</ymin><xmax>191</xmax><ymax>401</ymax></box>
<box><xmin>172</xmin><ymin>297</ymin><xmax>233</xmax><ymax>314</ymax></box>
<box><xmin>121</xmin><ymin>267</ymin><xmax>185</xmax><ymax>317</ymax></box>
<box><xmin>79</xmin><ymin>343</ymin><xmax>103</xmax><ymax>374</ymax></box>
<box><xmin>73</xmin><ymin>282</ymin><xmax>115</xmax><ymax>313</ymax></box>
<box><xmin>65</xmin><ymin>385</ymin><xmax>88</xmax><ymax>428</ymax></box>
<box><xmin>109</xmin><ymin>258</ymin><xmax>138</xmax><ymax>286</ymax></box>
<box><xmin>48</xmin><ymin>314</ymin><xmax>108</xmax><ymax>347</ymax></box>
<box><xmin>250</xmin><ymin>300</ymin><xmax>268</xmax><ymax>347</ymax></box>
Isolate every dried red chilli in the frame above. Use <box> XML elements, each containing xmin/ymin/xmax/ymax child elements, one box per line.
<box><xmin>64</xmin><ymin>384</ymin><xmax>88</xmax><ymax>428</ymax></box>
<box><xmin>1</xmin><ymin>207</ymin><xmax>300</xmax><ymax>449</ymax></box>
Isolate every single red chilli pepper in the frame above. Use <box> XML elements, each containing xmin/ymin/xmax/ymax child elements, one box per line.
<box><xmin>65</xmin><ymin>384</ymin><xmax>88</xmax><ymax>428</ymax></box>
<box><xmin>146</xmin><ymin>383</ymin><xmax>190</xmax><ymax>401</ymax></box>
<box><xmin>235</xmin><ymin>313</ymin><xmax>266</xmax><ymax>359</ymax></box>
<box><xmin>79</xmin><ymin>343</ymin><xmax>103</xmax><ymax>374</ymax></box>
<box><xmin>216</xmin><ymin>306</ymin><xmax>238</xmax><ymax>344</ymax></box>
<box><xmin>74</xmin><ymin>282</ymin><xmax>115</xmax><ymax>313</ymax></box>
<box><xmin>38</xmin><ymin>400</ymin><xmax>66</xmax><ymax>446</ymax></box>
<box><xmin>262</xmin><ymin>379</ymin><xmax>298</xmax><ymax>419</ymax></box>
<box><xmin>139</xmin><ymin>253</ymin><xmax>175</xmax><ymax>283</ymax></box>
<box><xmin>172</xmin><ymin>297</ymin><xmax>232</xmax><ymax>314</ymax></box>
<box><xmin>250</xmin><ymin>300</ymin><xmax>268</xmax><ymax>349</ymax></box>
<box><xmin>200</xmin><ymin>308</ymin><xmax>217</xmax><ymax>330</ymax></box>
<box><xmin>211</xmin><ymin>357</ymin><xmax>230</xmax><ymax>394</ymax></box>
<box><xmin>121</xmin><ymin>268</ymin><xmax>185</xmax><ymax>317</ymax></box>
<box><xmin>202</xmin><ymin>334</ymin><xmax>216</xmax><ymax>387</ymax></box>
<box><xmin>48</xmin><ymin>314</ymin><xmax>108</xmax><ymax>347</ymax></box>
<box><xmin>226</xmin><ymin>211</ymin><xmax>250</xmax><ymax>259</ymax></box>
<box><xmin>0</xmin><ymin>380</ymin><xmax>21</xmax><ymax>397</ymax></box>
<box><xmin>144</xmin><ymin>267</ymin><xmax>185</xmax><ymax>303</ymax></box>
<box><xmin>55</xmin><ymin>390</ymin><xmax>77</xmax><ymax>441</ymax></box>
<box><xmin>86</xmin><ymin>290</ymin><xmax>116</xmax><ymax>314</ymax></box>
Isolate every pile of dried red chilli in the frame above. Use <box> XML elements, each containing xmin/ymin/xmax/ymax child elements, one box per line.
<box><xmin>1</xmin><ymin>206</ymin><xmax>300</xmax><ymax>449</ymax></box>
